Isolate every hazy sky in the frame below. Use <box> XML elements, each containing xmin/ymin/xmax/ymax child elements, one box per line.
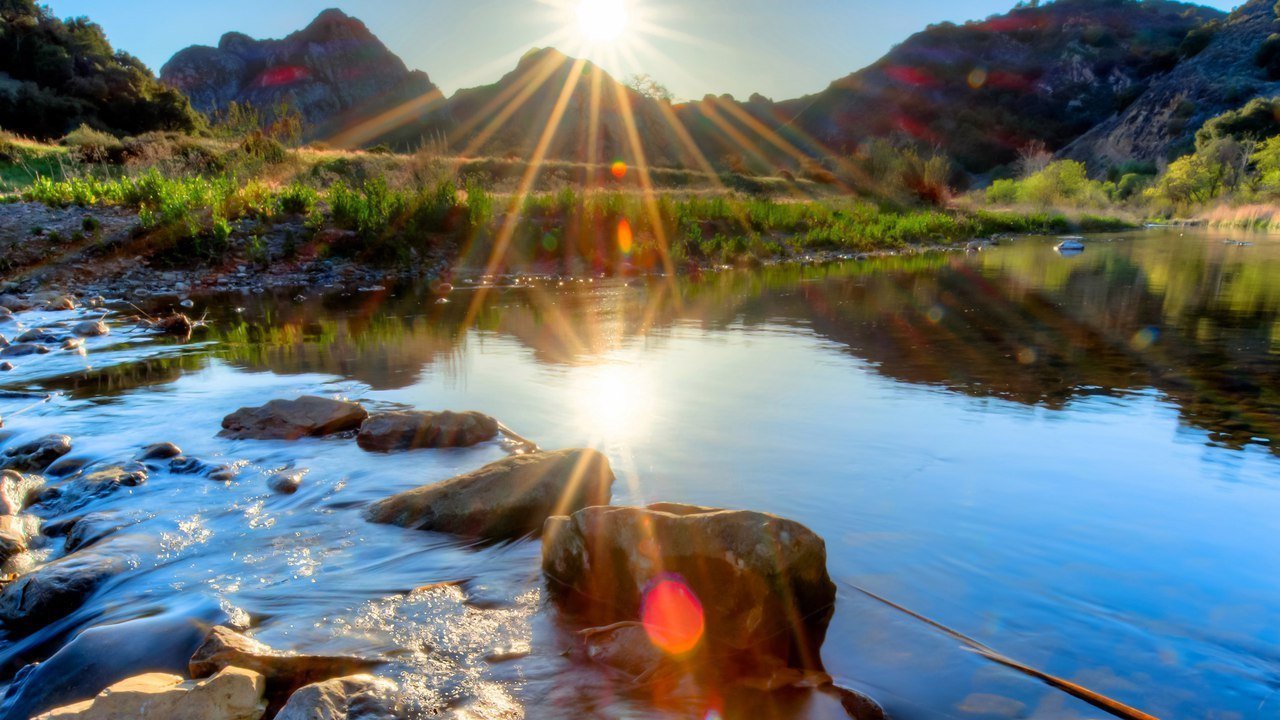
<box><xmin>44</xmin><ymin>0</ymin><xmax>1241</xmax><ymax>101</ymax></box>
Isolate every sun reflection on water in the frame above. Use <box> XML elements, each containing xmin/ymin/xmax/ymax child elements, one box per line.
<box><xmin>572</xmin><ymin>361</ymin><xmax>654</xmax><ymax>446</ymax></box>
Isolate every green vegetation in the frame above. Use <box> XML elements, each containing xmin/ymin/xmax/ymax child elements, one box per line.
<box><xmin>0</xmin><ymin>0</ymin><xmax>202</xmax><ymax>139</ymax></box>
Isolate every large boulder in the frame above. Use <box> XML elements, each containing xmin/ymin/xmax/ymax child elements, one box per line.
<box><xmin>275</xmin><ymin>675</ymin><xmax>403</xmax><ymax>720</ymax></box>
<box><xmin>0</xmin><ymin>535</ymin><xmax>142</xmax><ymax>632</ymax></box>
<box><xmin>33</xmin><ymin>667</ymin><xmax>266</xmax><ymax>720</ymax></box>
<box><xmin>356</xmin><ymin>410</ymin><xmax>499</xmax><ymax>452</ymax></box>
<box><xmin>542</xmin><ymin>504</ymin><xmax>836</xmax><ymax>673</ymax></box>
<box><xmin>220</xmin><ymin>397</ymin><xmax>368</xmax><ymax>441</ymax></box>
<box><xmin>2</xmin><ymin>435</ymin><xmax>72</xmax><ymax>472</ymax></box>
<box><xmin>189</xmin><ymin>626</ymin><xmax>381</xmax><ymax>711</ymax></box>
<box><xmin>366</xmin><ymin>449</ymin><xmax>614</xmax><ymax>540</ymax></box>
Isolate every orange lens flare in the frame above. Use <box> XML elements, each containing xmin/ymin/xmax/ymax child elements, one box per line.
<box><xmin>611</xmin><ymin>160</ymin><xmax>628</xmax><ymax>180</ymax></box>
<box><xmin>642</xmin><ymin>577</ymin><xmax>705</xmax><ymax>655</ymax></box>
<box><xmin>617</xmin><ymin>218</ymin><xmax>634</xmax><ymax>255</ymax></box>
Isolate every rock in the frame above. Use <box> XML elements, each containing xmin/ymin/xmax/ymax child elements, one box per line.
<box><xmin>0</xmin><ymin>536</ymin><xmax>139</xmax><ymax>632</ymax></box>
<box><xmin>267</xmin><ymin>471</ymin><xmax>303</xmax><ymax>495</ymax></box>
<box><xmin>356</xmin><ymin>410</ymin><xmax>499</xmax><ymax>452</ymax></box>
<box><xmin>366</xmin><ymin>448</ymin><xmax>614</xmax><ymax>540</ymax></box>
<box><xmin>60</xmin><ymin>338</ymin><xmax>83</xmax><ymax>351</ymax></box>
<box><xmin>138</xmin><ymin>442</ymin><xmax>182</xmax><ymax>461</ymax></box>
<box><xmin>189</xmin><ymin>626</ymin><xmax>381</xmax><ymax>711</ymax></box>
<box><xmin>62</xmin><ymin>512</ymin><xmax>136</xmax><ymax>552</ymax></box>
<box><xmin>0</xmin><ymin>363</ymin><xmax>11</xmax><ymax>372</ymax></box>
<box><xmin>275</xmin><ymin>675</ymin><xmax>402</xmax><ymax>720</ymax></box>
<box><xmin>45</xmin><ymin>456</ymin><xmax>91</xmax><ymax>477</ymax></box>
<box><xmin>0</xmin><ymin>604</ymin><xmax>228</xmax><ymax>720</ymax></box>
<box><xmin>0</xmin><ymin>334</ymin><xmax>6</xmax><ymax>348</ymax></box>
<box><xmin>220</xmin><ymin>396</ymin><xmax>369</xmax><ymax>441</ymax></box>
<box><xmin>0</xmin><ymin>307</ymin><xmax>12</xmax><ymax>321</ymax></box>
<box><xmin>32</xmin><ymin>667</ymin><xmax>266</xmax><ymax>720</ymax></box>
<box><xmin>0</xmin><ymin>469</ymin><xmax>41</xmax><ymax>515</ymax></box>
<box><xmin>2</xmin><ymin>435</ymin><xmax>72</xmax><ymax>472</ymax></box>
<box><xmin>0</xmin><ymin>515</ymin><xmax>28</xmax><ymax>564</ymax></box>
<box><xmin>0</xmin><ymin>296</ymin><xmax>30</xmax><ymax>312</ymax></box>
<box><xmin>542</xmin><ymin>504</ymin><xmax>836</xmax><ymax>673</ymax></box>
<box><xmin>0</xmin><ymin>343</ymin><xmax>50</xmax><ymax>358</ymax></box>
<box><xmin>156</xmin><ymin>313</ymin><xmax>194</xmax><ymax>337</ymax></box>
<box><xmin>72</xmin><ymin>320</ymin><xmax>109</xmax><ymax>338</ymax></box>
<box><xmin>581</xmin><ymin>623</ymin><xmax>664</xmax><ymax>678</ymax></box>
<box><xmin>43</xmin><ymin>295</ymin><xmax>76</xmax><ymax>311</ymax></box>
<box><xmin>16</xmin><ymin>329</ymin><xmax>60</xmax><ymax>344</ymax></box>
<box><xmin>167</xmin><ymin>456</ymin><xmax>235</xmax><ymax>481</ymax></box>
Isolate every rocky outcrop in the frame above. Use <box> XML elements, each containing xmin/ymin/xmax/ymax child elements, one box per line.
<box><xmin>275</xmin><ymin>675</ymin><xmax>403</xmax><ymax>720</ymax></box>
<box><xmin>366</xmin><ymin>448</ymin><xmax>615</xmax><ymax>539</ymax></box>
<box><xmin>356</xmin><ymin>410</ymin><xmax>499</xmax><ymax>452</ymax></box>
<box><xmin>543</xmin><ymin>504</ymin><xmax>836</xmax><ymax>674</ymax></box>
<box><xmin>220</xmin><ymin>396</ymin><xmax>368</xmax><ymax>441</ymax></box>
<box><xmin>1065</xmin><ymin>0</ymin><xmax>1280</xmax><ymax>165</ymax></box>
<box><xmin>160</xmin><ymin>9</ymin><xmax>442</xmax><ymax>147</ymax></box>
<box><xmin>2</xmin><ymin>435</ymin><xmax>71</xmax><ymax>472</ymax></box>
<box><xmin>33</xmin><ymin>667</ymin><xmax>266</xmax><ymax>720</ymax></box>
<box><xmin>189</xmin><ymin>627</ymin><xmax>382</xmax><ymax>711</ymax></box>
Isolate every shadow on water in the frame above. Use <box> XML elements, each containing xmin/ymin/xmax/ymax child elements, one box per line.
<box><xmin>3</xmin><ymin>228</ymin><xmax>1280</xmax><ymax>719</ymax></box>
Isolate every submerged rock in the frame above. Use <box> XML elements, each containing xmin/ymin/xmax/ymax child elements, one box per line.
<box><xmin>189</xmin><ymin>626</ymin><xmax>381</xmax><ymax>711</ymax></box>
<box><xmin>542</xmin><ymin>504</ymin><xmax>836</xmax><ymax>674</ymax></box>
<box><xmin>2</xmin><ymin>435</ymin><xmax>72</xmax><ymax>472</ymax></box>
<box><xmin>71</xmin><ymin>320</ymin><xmax>109</xmax><ymax>338</ymax></box>
<box><xmin>61</xmin><ymin>512</ymin><xmax>138</xmax><ymax>552</ymax></box>
<box><xmin>275</xmin><ymin>675</ymin><xmax>403</xmax><ymax>720</ymax></box>
<box><xmin>16</xmin><ymin>329</ymin><xmax>61</xmax><ymax>344</ymax></box>
<box><xmin>32</xmin><ymin>667</ymin><xmax>266</xmax><ymax>720</ymax></box>
<box><xmin>220</xmin><ymin>396</ymin><xmax>369</xmax><ymax>441</ymax></box>
<box><xmin>138</xmin><ymin>442</ymin><xmax>182</xmax><ymax>461</ymax></box>
<box><xmin>0</xmin><ymin>605</ymin><xmax>226</xmax><ymax>720</ymax></box>
<box><xmin>0</xmin><ymin>343</ymin><xmax>50</xmax><ymax>358</ymax></box>
<box><xmin>356</xmin><ymin>410</ymin><xmax>499</xmax><ymax>452</ymax></box>
<box><xmin>366</xmin><ymin>448</ymin><xmax>615</xmax><ymax>539</ymax></box>
<box><xmin>0</xmin><ymin>535</ymin><xmax>141</xmax><ymax>632</ymax></box>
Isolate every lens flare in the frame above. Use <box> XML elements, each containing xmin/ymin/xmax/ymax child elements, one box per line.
<box><xmin>576</xmin><ymin>0</ymin><xmax>629</xmax><ymax>44</ymax></box>
<box><xmin>611</xmin><ymin>160</ymin><xmax>628</xmax><ymax>179</ymax></box>
<box><xmin>617</xmin><ymin>218</ymin><xmax>634</xmax><ymax>255</ymax></box>
<box><xmin>642</xmin><ymin>576</ymin><xmax>705</xmax><ymax>655</ymax></box>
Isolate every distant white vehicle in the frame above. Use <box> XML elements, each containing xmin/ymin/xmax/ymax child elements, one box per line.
<box><xmin>1055</xmin><ymin>238</ymin><xmax>1086</xmax><ymax>253</ymax></box>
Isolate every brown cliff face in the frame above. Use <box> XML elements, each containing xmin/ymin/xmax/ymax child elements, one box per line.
<box><xmin>1064</xmin><ymin>0</ymin><xmax>1280</xmax><ymax>166</ymax></box>
<box><xmin>160</xmin><ymin>9</ymin><xmax>441</xmax><ymax>145</ymax></box>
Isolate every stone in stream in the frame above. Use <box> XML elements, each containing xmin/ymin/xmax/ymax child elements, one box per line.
<box><xmin>366</xmin><ymin>448</ymin><xmax>615</xmax><ymax>540</ymax></box>
<box><xmin>0</xmin><ymin>343</ymin><xmax>49</xmax><ymax>358</ymax></box>
<box><xmin>189</xmin><ymin>626</ymin><xmax>382</xmax><ymax>712</ymax></box>
<box><xmin>267</xmin><ymin>471</ymin><xmax>303</xmax><ymax>494</ymax></box>
<box><xmin>542</xmin><ymin>503</ymin><xmax>837</xmax><ymax>676</ymax></box>
<box><xmin>0</xmin><ymin>534</ymin><xmax>146</xmax><ymax>632</ymax></box>
<box><xmin>0</xmin><ymin>307</ymin><xmax>11</xmax><ymax>321</ymax></box>
<box><xmin>0</xmin><ymin>296</ymin><xmax>30</xmax><ymax>312</ymax></box>
<box><xmin>16</xmin><ymin>328</ymin><xmax>61</xmax><ymax>344</ymax></box>
<box><xmin>0</xmin><ymin>469</ymin><xmax>41</xmax><ymax>516</ymax></box>
<box><xmin>0</xmin><ymin>363</ymin><xmax>11</xmax><ymax>372</ymax></box>
<box><xmin>2</xmin><ymin>435</ymin><xmax>72</xmax><ymax>472</ymax></box>
<box><xmin>137</xmin><ymin>442</ymin><xmax>182</xmax><ymax>461</ymax></box>
<box><xmin>0</xmin><ymin>515</ymin><xmax>29</xmax><ymax>565</ymax></box>
<box><xmin>60</xmin><ymin>338</ymin><xmax>83</xmax><ymax>352</ymax></box>
<box><xmin>71</xmin><ymin>320</ymin><xmax>108</xmax><ymax>338</ymax></box>
<box><xmin>32</xmin><ymin>667</ymin><xmax>266</xmax><ymax>720</ymax></box>
<box><xmin>220</xmin><ymin>396</ymin><xmax>369</xmax><ymax>441</ymax></box>
<box><xmin>356</xmin><ymin>410</ymin><xmax>499</xmax><ymax>452</ymax></box>
<box><xmin>0</xmin><ymin>604</ymin><xmax>229</xmax><ymax>720</ymax></box>
<box><xmin>43</xmin><ymin>465</ymin><xmax>148</xmax><ymax>512</ymax></box>
<box><xmin>274</xmin><ymin>675</ymin><xmax>403</xmax><ymax>720</ymax></box>
<box><xmin>0</xmin><ymin>334</ymin><xmax>6</xmax><ymax>348</ymax></box>
<box><xmin>59</xmin><ymin>512</ymin><xmax>138</xmax><ymax>552</ymax></box>
<box><xmin>168</xmin><ymin>456</ymin><xmax>237</xmax><ymax>482</ymax></box>
<box><xmin>42</xmin><ymin>295</ymin><xmax>76</xmax><ymax>312</ymax></box>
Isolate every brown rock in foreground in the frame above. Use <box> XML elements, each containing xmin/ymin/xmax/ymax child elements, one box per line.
<box><xmin>220</xmin><ymin>396</ymin><xmax>368</xmax><ymax>441</ymax></box>
<box><xmin>366</xmin><ymin>448</ymin><xmax>614</xmax><ymax>539</ymax></box>
<box><xmin>275</xmin><ymin>675</ymin><xmax>402</xmax><ymax>720</ymax></box>
<box><xmin>33</xmin><ymin>667</ymin><xmax>266</xmax><ymax>720</ymax></box>
<box><xmin>543</xmin><ymin>503</ymin><xmax>836</xmax><ymax>673</ymax></box>
<box><xmin>356</xmin><ymin>410</ymin><xmax>499</xmax><ymax>452</ymax></box>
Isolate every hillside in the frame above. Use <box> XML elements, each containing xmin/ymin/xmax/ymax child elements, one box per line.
<box><xmin>0</xmin><ymin>0</ymin><xmax>201</xmax><ymax>139</ymax></box>
<box><xmin>1064</xmin><ymin>0</ymin><xmax>1280</xmax><ymax>165</ymax></box>
<box><xmin>160</xmin><ymin>9</ymin><xmax>443</xmax><ymax>144</ymax></box>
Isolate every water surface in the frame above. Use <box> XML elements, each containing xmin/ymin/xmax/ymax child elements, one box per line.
<box><xmin>2</xmin><ymin>228</ymin><xmax>1278</xmax><ymax>719</ymax></box>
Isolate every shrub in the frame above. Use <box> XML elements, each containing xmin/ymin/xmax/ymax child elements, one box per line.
<box><xmin>1256</xmin><ymin>34</ymin><xmax>1280</xmax><ymax>80</ymax></box>
<box><xmin>62</xmin><ymin>125</ymin><xmax>123</xmax><ymax>164</ymax></box>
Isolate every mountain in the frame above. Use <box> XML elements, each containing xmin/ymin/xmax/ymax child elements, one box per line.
<box><xmin>0</xmin><ymin>0</ymin><xmax>201</xmax><ymax>139</ymax></box>
<box><xmin>160</xmin><ymin>9</ymin><xmax>443</xmax><ymax>142</ymax></box>
<box><xmin>769</xmin><ymin>0</ymin><xmax>1224</xmax><ymax>173</ymax></box>
<box><xmin>1064</xmin><ymin>0</ymin><xmax>1280</xmax><ymax>165</ymax></box>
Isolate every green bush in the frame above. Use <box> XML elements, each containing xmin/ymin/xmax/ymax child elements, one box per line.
<box><xmin>61</xmin><ymin>124</ymin><xmax>123</xmax><ymax>164</ymax></box>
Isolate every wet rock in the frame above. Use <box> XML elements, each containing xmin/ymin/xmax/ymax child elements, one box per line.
<box><xmin>62</xmin><ymin>512</ymin><xmax>137</xmax><ymax>552</ymax></box>
<box><xmin>45</xmin><ymin>456</ymin><xmax>91</xmax><ymax>477</ymax></box>
<box><xmin>0</xmin><ymin>307</ymin><xmax>11</xmax><ymax>322</ymax></box>
<box><xmin>50</xmin><ymin>465</ymin><xmax>150</xmax><ymax>508</ymax></box>
<box><xmin>0</xmin><ymin>296</ymin><xmax>30</xmax><ymax>312</ymax></box>
<box><xmin>0</xmin><ymin>470</ymin><xmax>41</xmax><ymax>515</ymax></box>
<box><xmin>0</xmin><ymin>536</ymin><xmax>139</xmax><ymax>632</ymax></box>
<box><xmin>366</xmin><ymin>448</ymin><xmax>615</xmax><ymax>540</ymax></box>
<box><xmin>0</xmin><ymin>363</ymin><xmax>11</xmax><ymax>372</ymax></box>
<box><xmin>154</xmin><ymin>313</ymin><xmax>193</xmax><ymax>338</ymax></box>
<box><xmin>71</xmin><ymin>320</ymin><xmax>108</xmax><ymax>338</ymax></box>
<box><xmin>60</xmin><ymin>338</ymin><xmax>83</xmax><ymax>351</ymax></box>
<box><xmin>0</xmin><ymin>334</ymin><xmax>6</xmax><ymax>348</ymax></box>
<box><xmin>189</xmin><ymin>626</ymin><xmax>381</xmax><ymax>711</ymax></box>
<box><xmin>267</xmin><ymin>471</ymin><xmax>303</xmax><ymax>495</ymax></box>
<box><xmin>0</xmin><ymin>605</ymin><xmax>227</xmax><ymax>720</ymax></box>
<box><xmin>542</xmin><ymin>503</ymin><xmax>836</xmax><ymax>673</ymax></box>
<box><xmin>16</xmin><ymin>329</ymin><xmax>61</xmax><ymax>344</ymax></box>
<box><xmin>275</xmin><ymin>675</ymin><xmax>403</xmax><ymax>720</ymax></box>
<box><xmin>581</xmin><ymin>623</ymin><xmax>663</xmax><ymax>679</ymax></box>
<box><xmin>356</xmin><ymin>410</ymin><xmax>499</xmax><ymax>452</ymax></box>
<box><xmin>0</xmin><ymin>515</ymin><xmax>29</xmax><ymax>565</ymax></box>
<box><xmin>32</xmin><ymin>666</ymin><xmax>266</xmax><ymax>720</ymax></box>
<box><xmin>138</xmin><ymin>442</ymin><xmax>182</xmax><ymax>461</ymax></box>
<box><xmin>168</xmin><ymin>456</ymin><xmax>236</xmax><ymax>482</ymax></box>
<box><xmin>2</xmin><ymin>435</ymin><xmax>72</xmax><ymax>472</ymax></box>
<box><xmin>42</xmin><ymin>295</ymin><xmax>76</xmax><ymax>312</ymax></box>
<box><xmin>220</xmin><ymin>396</ymin><xmax>369</xmax><ymax>441</ymax></box>
<box><xmin>0</xmin><ymin>343</ymin><xmax>50</xmax><ymax>358</ymax></box>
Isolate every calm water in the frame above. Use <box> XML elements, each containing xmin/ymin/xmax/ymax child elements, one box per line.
<box><xmin>2</xmin><ymin>228</ymin><xmax>1279</xmax><ymax>719</ymax></box>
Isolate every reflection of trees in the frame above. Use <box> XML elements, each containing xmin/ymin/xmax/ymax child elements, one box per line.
<box><xmin>192</xmin><ymin>234</ymin><xmax>1280</xmax><ymax>453</ymax></box>
<box><xmin>38</xmin><ymin>351</ymin><xmax>210</xmax><ymax>399</ymax></box>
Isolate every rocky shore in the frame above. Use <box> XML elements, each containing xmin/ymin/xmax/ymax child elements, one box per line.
<box><xmin>0</xmin><ymin>290</ymin><xmax>886</xmax><ymax>719</ymax></box>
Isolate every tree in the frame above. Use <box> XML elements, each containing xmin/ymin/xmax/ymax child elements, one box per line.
<box><xmin>626</xmin><ymin>74</ymin><xmax>675</xmax><ymax>104</ymax></box>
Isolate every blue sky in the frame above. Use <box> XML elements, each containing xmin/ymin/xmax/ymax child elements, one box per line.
<box><xmin>44</xmin><ymin>0</ymin><xmax>1241</xmax><ymax>101</ymax></box>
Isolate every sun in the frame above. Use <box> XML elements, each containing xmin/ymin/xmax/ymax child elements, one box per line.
<box><xmin>575</xmin><ymin>0</ymin><xmax>629</xmax><ymax>44</ymax></box>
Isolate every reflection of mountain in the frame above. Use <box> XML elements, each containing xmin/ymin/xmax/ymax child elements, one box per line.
<box><xmin>207</xmin><ymin>233</ymin><xmax>1280</xmax><ymax>453</ymax></box>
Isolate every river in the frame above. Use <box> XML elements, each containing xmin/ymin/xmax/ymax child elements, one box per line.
<box><xmin>1</xmin><ymin>227</ymin><xmax>1277</xmax><ymax>719</ymax></box>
